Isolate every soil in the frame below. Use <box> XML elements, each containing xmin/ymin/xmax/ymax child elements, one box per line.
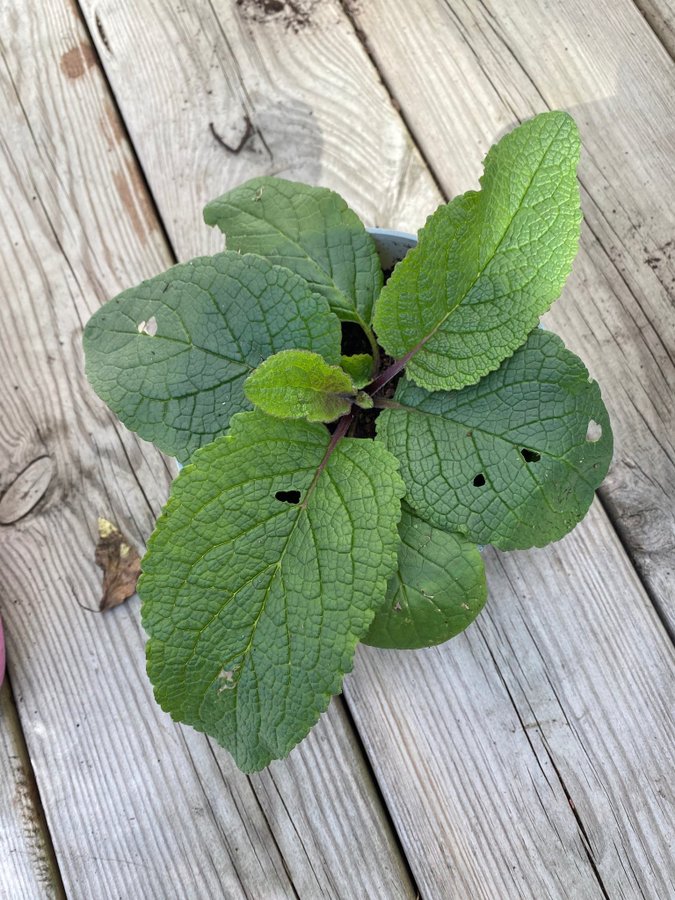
<box><xmin>352</xmin><ymin>353</ymin><xmax>403</xmax><ymax>439</ymax></box>
<box><xmin>340</xmin><ymin>321</ymin><xmax>371</xmax><ymax>356</ymax></box>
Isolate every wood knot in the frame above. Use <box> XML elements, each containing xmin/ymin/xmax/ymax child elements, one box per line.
<box><xmin>0</xmin><ymin>457</ymin><xmax>55</xmax><ymax>525</ymax></box>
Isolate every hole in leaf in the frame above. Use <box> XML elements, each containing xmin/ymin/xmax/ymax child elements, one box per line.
<box><xmin>275</xmin><ymin>490</ymin><xmax>300</xmax><ymax>504</ymax></box>
<box><xmin>520</xmin><ymin>448</ymin><xmax>541</xmax><ymax>463</ymax></box>
<box><xmin>341</xmin><ymin>322</ymin><xmax>372</xmax><ymax>356</ymax></box>
<box><xmin>137</xmin><ymin>316</ymin><xmax>157</xmax><ymax>336</ymax></box>
<box><xmin>586</xmin><ymin>419</ymin><xmax>602</xmax><ymax>442</ymax></box>
<box><xmin>473</xmin><ymin>474</ymin><xmax>486</xmax><ymax>487</ymax></box>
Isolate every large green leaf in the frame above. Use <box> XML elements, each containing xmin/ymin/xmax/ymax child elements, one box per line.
<box><xmin>140</xmin><ymin>411</ymin><xmax>404</xmax><ymax>772</ymax></box>
<box><xmin>365</xmin><ymin>507</ymin><xmax>487</xmax><ymax>649</ymax></box>
<box><xmin>376</xmin><ymin>329</ymin><xmax>613</xmax><ymax>550</ymax></box>
<box><xmin>245</xmin><ymin>349</ymin><xmax>371</xmax><ymax>423</ymax></box>
<box><xmin>204</xmin><ymin>177</ymin><xmax>383</xmax><ymax>325</ymax></box>
<box><xmin>83</xmin><ymin>252</ymin><xmax>341</xmax><ymax>462</ymax></box>
<box><xmin>372</xmin><ymin>111</ymin><xmax>582</xmax><ymax>390</ymax></box>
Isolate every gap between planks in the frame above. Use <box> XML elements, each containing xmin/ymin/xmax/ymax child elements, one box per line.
<box><xmin>0</xmin><ymin>675</ymin><xmax>66</xmax><ymax>900</ymax></box>
<box><xmin>632</xmin><ymin>0</ymin><xmax>675</xmax><ymax>59</ymax></box>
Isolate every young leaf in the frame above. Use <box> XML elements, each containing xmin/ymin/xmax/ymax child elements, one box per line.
<box><xmin>204</xmin><ymin>177</ymin><xmax>383</xmax><ymax>325</ymax></box>
<box><xmin>376</xmin><ymin>329</ymin><xmax>613</xmax><ymax>550</ymax></box>
<box><xmin>364</xmin><ymin>507</ymin><xmax>487</xmax><ymax>650</ymax></box>
<box><xmin>340</xmin><ymin>353</ymin><xmax>374</xmax><ymax>388</ymax></box>
<box><xmin>140</xmin><ymin>411</ymin><xmax>404</xmax><ymax>772</ymax></box>
<box><xmin>83</xmin><ymin>252</ymin><xmax>341</xmax><ymax>462</ymax></box>
<box><xmin>245</xmin><ymin>349</ymin><xmax>362</xmax><ymax>423</ymax></box>
<box><xmin>373</xmin><ymin>111</ymin><xmax>582</xmax><ymax>390</ymax></box>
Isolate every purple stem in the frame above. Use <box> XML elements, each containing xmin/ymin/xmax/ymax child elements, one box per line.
<box><xmin>300</xmin><ymin>412</ymin><xmax>354</xmax><ymax>508</ymax></box>
<box><xmin>367</xmin><ymin>345</ymin><xmax>419</xmax><ymax>395</ymax></box>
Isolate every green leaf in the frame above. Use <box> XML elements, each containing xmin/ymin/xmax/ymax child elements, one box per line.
<box><xmin>372</xmin><ymin>111</ymin><xmax>582</xmax><ymax>390</ymax></box>
<box><xmin>340</xmin><ymin>353</ymin><xmax>374</xmax><ymax>388</ymax></box>
<box><xmin>204</xmin><ymin>177</ymin><xmax>383</xmax><ymax>325</ymax></box>
<box><xmin>83</xmin><ymin>252</ymin><xmax>341</xmax><ymax>462</ymax></box>
<box><xmin>140</xmin><ymin>411</ymin><xmax>405</xmax><ymax>772</ymax></box>
<box><xmin>376</xmin><ymin>329</ymin><xmax>613</xmax><ymax>550</ymax></box>
<box><xmin>245</xmin><ymin>349</ymin><xmax>359</xmax><ymax>423</ymax></box>
<box><xmin>364</xmin><ymin>507</ymin><xmax>487</xmax><ymax>649</ymax></box>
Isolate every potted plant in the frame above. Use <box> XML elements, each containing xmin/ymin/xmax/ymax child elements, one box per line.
<box><xmin>83</xmin><ymin>111</ymin><xmax>612</xmax><ymax>773</ymax></box>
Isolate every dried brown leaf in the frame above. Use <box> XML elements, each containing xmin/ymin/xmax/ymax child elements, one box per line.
<box><xmin>95</xmin><ymin>517</ymin><xmax>141</xmax><ymax>611</ymax></box>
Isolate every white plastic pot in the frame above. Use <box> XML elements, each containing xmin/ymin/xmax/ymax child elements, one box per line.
<box><xmin>367</xmin><ymin>227</ymin><xmax>417</xmax><ymax>271</ymax></box>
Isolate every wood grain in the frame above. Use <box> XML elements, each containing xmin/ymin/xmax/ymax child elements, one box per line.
<box><xmin>0</xmin><ymin>2</ymin><xmax>414</xmax><ymax>897</ymax></box>
<box><xmin>0</xmin><ymin>681</ymin><xmax>64</xmax><ymax>899</ymax></box>
<box><xmin>347</xmin><ymin>501</ymin><xmax>675</xmax><ymax>898</ymax></box>
<box><xmin>344</xmin><ymin>0</ymin><xmax>675</xmax><ymax>632</ymax></box>
<box><xmin>74</xmin><ymin>0</ymin><xmax>675</xmax><ymax>896</ymax></box>
<box><xmin>634</xmin><ymin>0</ymin><xmax>675</xmax><ymax>58</ymax></box>
<box><xmin>77</xmin><ymin>0</ymin><xmax>439</xmax><ymax>253</ymax></box>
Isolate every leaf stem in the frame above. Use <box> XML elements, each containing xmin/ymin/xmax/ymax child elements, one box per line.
<box><xmin>362</xmin><ymin>323</ymin><xmax>381</xmax><ymax>370</ymax></box>
<box><xmin>300</xmin><ymin>412</ymin><xmax>354</xmax><ymax>508</ymax></box>
<box><xmin>367</xmin><ymin>345</ymin><xmax>418</xmax><ymax>395</ymax></box>
<box><xmin>372</xmin><ymin>397</ymin><xmax>405</xmax><ymax>410</ymax></box>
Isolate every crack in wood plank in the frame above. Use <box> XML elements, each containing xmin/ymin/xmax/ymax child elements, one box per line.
<box><xmin>476</xmin><ymin>626</ymin><xmax>612</xmax><ymax>899</ymax></box>
<box><xmin>632</xmin><ymin>0</ymin><xmax>675</xmax><ymax>59</ymax></box>
<box><xmin>0</xmin><ymin>679</ymin><xmax>67</xmax><ymax>898</ymax></box>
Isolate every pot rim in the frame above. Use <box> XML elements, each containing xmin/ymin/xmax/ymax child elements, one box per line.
<box><xmin>366</xmin><ymin>226</ymin><xmax>417</xmax><ymax>242</ymax></box>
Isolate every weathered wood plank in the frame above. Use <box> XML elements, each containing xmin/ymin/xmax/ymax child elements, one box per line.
<box><xmin>0</xmin><ymin>680</ymin><xmax>64</xmax><ymax>900</ymax></box>
<box><xmin>339</xmin><ymin>2</ymin><xmax>675</xmax><ymax>890</ymax></box>
<box><xmin>634</xmin><ymin>0</ymin><xmax>675</xmax><ymax>57</ymax></box>
<box><xmin>77</xmin><ymin>0</ymin><xmax>438</xmax><ymax>248</ymax></box>
<box><xmin>74</xmin><ymin>0</ymin><xmax>675</xmax><ymax>896</ymax></box>
<box><xmin>345</xmin><ymin>0</ymin><xmax>675</xmax><ymax>631</ymax></box>
<box><xmin>347</xmin><ymin>501</ymin><xmax>675</xmax><ymax>898</ymax></box>
<box><xmin>0</xmin><ymin>3</ymin><xmax>414</xmax><ymax>897</ymax></box>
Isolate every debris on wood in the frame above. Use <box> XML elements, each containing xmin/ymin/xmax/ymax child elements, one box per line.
<box><xmin>95</xmin><ymin>517</ymin><xmax>141</xmax><ymax>611</ymax></box>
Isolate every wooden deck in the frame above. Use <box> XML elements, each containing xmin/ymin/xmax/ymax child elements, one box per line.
<box><xmin>1</xmin><ymin>0</ymin><xmax>673</xmax><ymax>897</ymax></box>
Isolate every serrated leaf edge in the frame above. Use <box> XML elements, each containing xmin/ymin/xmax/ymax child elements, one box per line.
<box><xmin>374</xmin><ymin>111</ymin><xmax>582</xmax><ymax>392</ymax></box>
<box><xmin>139</xmin><ymin>415</ymin><xmax>405</xmax><ymax>771</ymax></box>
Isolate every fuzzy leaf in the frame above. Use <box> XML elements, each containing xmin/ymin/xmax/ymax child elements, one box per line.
<box><xmin>245</xmin><ymin>350</ymin><xmax>359</xmax><ymax>423</ymax></box>
<box><xmin>376</xmin><ymin>329</ymin><xmax>613</xmax><ymax>550</ymax></box>
<box><xmin>373</xmin><ymin>112</ymin><xmax>582</xmax><ymax>390</ymax></box>
<box><xmin>341</xmin><ymin>354</ymin><xmax>374</xmax><ymax>388</ymax></box>
<box><xmin>83</xmin><ymin>252</ymin><xmax>341</xmax><ymax>462</ymax></box>
<box><xmin>140</xmin><ymin>411</ymin><xmax>404</xmax><ymax>772</ymax></box>
<box><xmin>365</xmin><ymin>507</ymin><xmax>487</xmax><ymax>649</ymax></box>
<box><xmin>204</xmin><ymin>177</ymin><xmax>383</xmax><ymax>325</ymax></box>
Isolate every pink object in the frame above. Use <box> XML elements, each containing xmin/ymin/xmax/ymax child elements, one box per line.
<box><xmin>0</xmin><ymin>614</ymin><xmax>5</xmax><ymax>688</ymax></box>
